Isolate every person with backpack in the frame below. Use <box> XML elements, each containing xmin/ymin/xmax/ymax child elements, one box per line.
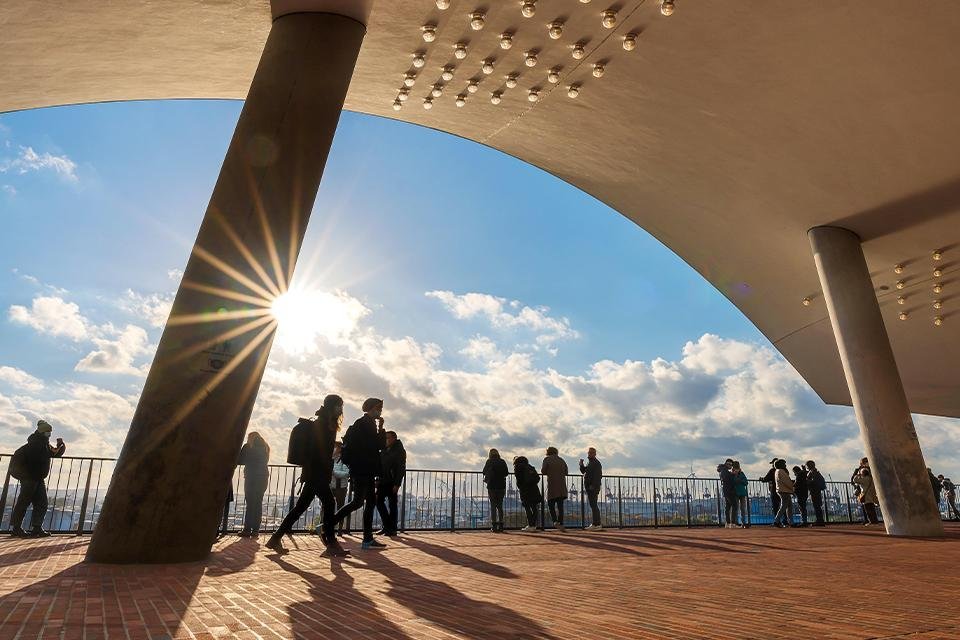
<box><xmin>941</xmin><ymin>476</ymin><xmax>960</xmax><ymax>521</ymax></box>
<box><xmin>9</xmin><ymin>419</ymin><xmax>66</xmax><ymax>537</ymax></box>
<box><xmin>514</xmin><ymin>456</ymin><xmax>542</xmax><ymax>532</ymax></box>
<box><xmin>266</xmin><ymin>395</ymin><xmax>346</xmax><ymax>556</ymax></box>
<box><xmin>792</xmin><ymin>465</ymin><xmax>809</xmax><ymax>526</ymax></box>
<box><xmin>332</xmin><ymin>398</ymin><xmax>387</xmax><ymax>550</ymax></box>
<box><xmin>541</xmin><ymin>447</ymin><xmax>569</xmax><ymax>531</ymax></box>
<box><xmin>482</xmin><ymin>449</ymin><xmax>509</xmax><ymax>532</ymax></box>
<box><xmin>375</xmin><ymin>430</ymin><xmax>405</xmax><ymax>537</ymax></box>
<box><xmin>731</xmin><ymin>461</ymin><xmax>750</xmax><ymax>527</ymax></box>
<box><xmin>579</xmin><ymin>447</ymin><xmax>603</xmax><ymax>530</ymax></box>
<box><xmin>804</xmin><ymin>460</ymin><xmax>827</xmax><ymax>526</ymax></box>
<box><xmin>237</xmin><ymin>431</ymin><xmax>270</xmax><ymax>537</ymax></box>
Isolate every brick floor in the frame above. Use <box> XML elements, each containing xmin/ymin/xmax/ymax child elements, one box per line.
<box><xmin>1</xmin><ymin>525</ymin><xmax>959</xmax><ymax>639</ymax></box>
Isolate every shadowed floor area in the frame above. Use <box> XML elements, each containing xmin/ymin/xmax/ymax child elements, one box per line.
<box><xmin>1</xmin><ymin>525</ymin><xmax>958</xmax><ymax>639</ymax></box>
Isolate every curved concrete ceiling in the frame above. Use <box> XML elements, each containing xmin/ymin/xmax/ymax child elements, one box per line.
<box><xmin>3</xmin><ymin>1</ymin><xmax>960</xmax><ymax>417</ymax></box>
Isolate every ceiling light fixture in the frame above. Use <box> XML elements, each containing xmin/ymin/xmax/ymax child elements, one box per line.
<box><xmin>660</xmin><ymin>0</ymin><xmax>675</xmax><ymax>16</ymax></box>
<box><xmin>454</xmin><ymin>42</ymin><xmax>468</xmax><ymax>59</ymax></box>
<box><xmin>528</xmin><ymin>90</ymin><xmax>540</xmax><ymax>102</ymax></box>
<box><xmin>467</xmin><ymin>80</ymin><xmax>480</xmax><ymax>93</ymax></box>
<box><xmin>397</xmin><ymin>88</ymin><xmax>410</xmax><ymax>101</ymax></box>
<box><xmin>802</xmin><ymin>297</ymin><xmax>811</xmax><ymax>307</ymax></box>
<box><xmin>934</xmin><ymin>316</ymin><xmax>944</xmax><ymax>326</ymax></box>
<box><xmin>500</xmin><ymin>33</ymin><xmax>514</xmax><ymax>49</ymax></box>
<box><xmin>441</xmin><ymin>66</ymin><xmax>455</xmax><ymax>81</ymax></box>
<box><xmin>431</xmin><ymin>84</ymin><xmax>444</xmax><ymax>98</ymax></box>
<box><xmin>547</xmin><ymin>68</ymin><xmax>561</xmax><ymax>83</ymax></box>
<box><xmin>572</xmin><ymin>43</ymin><xmax>586</xmax><ymax>59</ymax></box>
<box><xmin>470</xmin><ymin>11</ymin><xmax>486</xmax><ymax>30</ymax></box>
<box><xmin>894</xmin><ymin>264</ymin><xmax>903</xmax><ymax>274</ymax></box>
<box><xmin>567</xmin><ymin>84</ymin><xmax>580</xmax><ymax>98</ymax></box>
<box><xmin>934</xmin><ymin>283</ymin><xmax>944</xmax><ymax>294</ymax></box>
<box><xmin>601</xmin><ymin>10</ymin><xmax>617</xmax><ymax>29</ymax></box>
<box><xmin>933</xmin><ymin>299</ymin><xmax>943</xmax><ymax>309</ymax></box>
<box><xmin>933</xmin><ymin>250</ymin><xmax>943</xmax><ymax>261</ymax></box>
<box><xmin>521</xmin><ymin>1</ymin><xmax>536</xmax><ymax>18</ymax></box>
<box><xmin>455</xmin><ymin>95</ymin><xmax>467</xmax><ymax>107</ymax></box>
<box><xmin>898</xmin><ymin>311</ymin><xmax>908</xmax><ymax>321</ymax></box>
<box><xmin>412</xmin><ymin>53</ymin><xmax>426</xmax><ymax>68</ymax></box>
<box><xmin>436</xmin><ymin>0</ymin><xmax>451</xmax><ymax>8</ymax></box>
<box><xmin>491</xmin><ymin>91</ymin><xmax>502</xmax><ymax>104</ymax></box>
<box><xmin>593</xmin><ymin>63</ymin><xmax>605</xmax><ymax>78</ymax></box>
<box><xmin>549</xmin><ymin>21</ymin><xmax>564</xmax><ymax>39</ymax></box>
<box><xmin>895</xmin><ymin>280</ymin><xmax>905</xmax><ymax>290</ymax></box>
<box><xmin>505</xmin><ymin>74</ymin><xmax>519</xmax><ymax>88</ymax></box>
<box><xmin>896</xmin><ymin>296</ymin><xmax>905</xmax><ymax>305</ymax></box>
<box><xmin>422</xmin><ymin>25</ymin><xmax>437</xmax><ymax>42</ymax></box>
<box><xmin>482</xmin><ymin>59</ymin><xmax>495</xmax><ymax>74</ymax></box>
<box><xmin>392</xmin><ymin>99</ymin><xmax>402</xmax><ymax>111</ymax></box>
<box><xmin>423</xmin><ymin>98</ymin><xmax>433</xmax><ymax>109</ymax></box>
<box><xmin>525</xmin><ymin>51</ymin><xmax>539</xmax><ymax>67</ymax></box>
<box><xmin>623</xmin><ymin>34</ymin><xmax>638</xmax><ymax>51</ymax></box>
<box><xmin>933</xmin><ymin>267</ymin><xmax>943</xmax><ymax>277</ymax></box>
<box><xmin>403</xmin><ymin>73</ymin><xmax>417</xmax><ymax>87</ymax></box>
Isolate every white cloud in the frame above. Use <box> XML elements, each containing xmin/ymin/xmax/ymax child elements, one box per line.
<box><xmin>426</xmin><ymin>290</ymin><xmax>579</xmax><ymax>346</ymax></box>
<box><xmin>0</xmin><ymin>366</ymin><xmax>44</xmax><ymax>392</ymax></box>
<box><xmin>75</xmin><ymin>324</ymin><xmax>151</xmax><ymax>376</ymax></box>
<box><xmin>2</xmin><ymin>184</ymin><xmax>15</xmax><ymax>196</ymax></box>
<box><xmin>120</xmin><ymin>289</ymin><xmax>173</xmax><ymax>328</ymax></box>
<box><xmin>8</xmin><ymin>295</ymin><xmax>91</xmax><ymax>341</ymax></box>
<box><xmin>167</xmin><ymin>269</ymin><xmax>184</xmax><ymax>282</ymax></box>
<box><xmin>0</xmin><ymin>145</ymin><xmax>78</xmax><ymax>182</ymax></box>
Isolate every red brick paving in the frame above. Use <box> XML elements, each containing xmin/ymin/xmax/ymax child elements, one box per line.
<box><xmin>1</xmin><ymin>525</ymin><xmax>959</xmax><ymax>639</ymax></box>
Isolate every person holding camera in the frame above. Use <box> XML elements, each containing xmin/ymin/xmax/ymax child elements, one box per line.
<box><xmin>9</xmin><ymin>419</ymin><xmax>66</xmax><ymax>537</ymax></box>
<box><xmin>580</xmin><ymin>447</ymin><xmax>603</xmax><ymax>530</ymax></box>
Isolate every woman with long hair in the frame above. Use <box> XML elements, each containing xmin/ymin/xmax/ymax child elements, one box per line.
<box><xmin>237</xmin><ymin>431</ymin><xmax>270</xmax><ymax>537</ymax></box>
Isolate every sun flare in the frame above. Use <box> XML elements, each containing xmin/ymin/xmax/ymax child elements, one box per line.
<box><xmin>270</xmin><ymin>287</ymin><xmax>367</xmax><ymax>353</ymax></box>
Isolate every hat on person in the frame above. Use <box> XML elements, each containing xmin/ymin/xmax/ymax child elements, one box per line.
<box><xmin>361</xmin><ymin>397</ymin><xmax>383</xmax><ymax>412</ymax></box>
<box><xmin>770</xmin><ymin>457</ymin><xmax>779</xmax><ymax>464</ymax></box>
<box><xmin>37</xmin><ymin>419</ymin><xmax>53</xmax><ymax>434</ymax></box>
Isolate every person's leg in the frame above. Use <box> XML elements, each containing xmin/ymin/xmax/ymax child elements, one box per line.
<box><xmin>274</xmin><ymin>484</ymin><xmax>317</xmax><ymax>536</ymax></box>
<box><xmin>334</xmin><ymin>476</ymin><xmax>368</xmax><ymax>526</ymax></box>
<box><xmin>774</xmin><ymin>492</ymin><xmax>788</xmax><ymax>526</ymax></box>
<box><xmin>361</xmin><ymin>480</ymin><xmax>377</xmax><ymax>541</ymax></box>
<box><xmin>797</xmin><ymin>495</ymin><xmax>808</xmax><ymax>524</ymax></box>
<box><xmin>589</xmin><ymin>491</ymin><xmax>601</xmax><ymax>526</ymax></box>
<box><xmin>317</xmin><ymin>484</ymin><xmax>337</xmax><ymax>544</ymax></box>
<box><xmin>547</xmin><ymin>498</ymin><xmax>558</xmax><ymax>525</ymax></box>
<box><xmin>771</xmin><ymin>491</ymin><xmax>780</xmax><ymax>519</ymax></box>
<box><xmin>387</xmin><ymin>490</ymin><xmax>399</xmax><ymax>533</ymax></box>
<box><xmin>730</xmin><ymin>496</ymin><xmax>739</xmax><ymax>527</ymax></box>
<box><xmin>29</xmin><ymin>480</ymin><xmax>49</xmax><ymax>532</ymax></box>
<box><xmin>333</xmin><ymin>487</ymin><xmax>347</xmax><ymax>533</ymax></box>
<box><xmin>811</xmin><ymin>491</ymin><xmax>824</xmax><ymax>524</ymax></box>
<box><xmin>737</xmin><ymin>496</ymin><xmax>748</xmax><ymax>526</ymax></box>
<box><xmin>557</xmin><ymin>499</ymin><xmax>564</xmax><ymax>526</ymax></box>
<box><xmin>524</xmin><ymin>503</ymin><xmax>537</xmax><ymax>528</ymax></box>
<box><xmin>375</xmin><ymin>483</ymin><xmax>390</xmax><ymax>531</ymax></box>
<box><xmin>10</xmin><ymin>479</ymin><xmax>40</xmax><ymax>533</ymax></box>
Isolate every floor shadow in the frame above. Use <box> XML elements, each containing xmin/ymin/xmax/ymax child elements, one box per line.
<box><xmin>601</xmin><ymin>532</ymin><xmax>753</xmax><ymax>555</ymax></box>
<box><xmin>204</xmin><ymin>536</ymin><xmax>260</xmax><ymax>576</ymax></box>
<box><xmin>525</xmin><ymin>531</ymin><xmax>650</xmax><ymax>558</ymax></box>
<box><xmin>370</xmin><ymin>552</ymin><xmax>560</xmax><ymax>640</ymax></box>
<box><xmin>396</xmin><ymin>534</ymin><xmax>518</xmax><ymax>578</ymax></box>
<box><xmin>267</xmin><ymin>553</ymin><xmax>412</xmax><ymax>639</ymax></box>
<box><xmin>617</xmin><ymin>531</ymin><xmax>793</xmax><ymax>552</ymax></box>
<box><xmin>0</xmin><ymin>539</ymin><xmax>86</xmax><ymax>568</ymax></box>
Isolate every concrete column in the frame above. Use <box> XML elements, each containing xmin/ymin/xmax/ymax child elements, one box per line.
<box><xmin>809</xmin><ymin>226</ymin><xmax>943</xmax><ymax>537</ymax></box>
<box><xmin>87</xmin><ymin>6</ymin><xmax>368</xmax><ymax>563</ymax></box>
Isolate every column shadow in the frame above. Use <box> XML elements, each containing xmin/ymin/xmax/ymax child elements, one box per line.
<box><xmin>0</xmin><ymin>540</ymin><xmax>87</xmax><ymax>568</ymax></box>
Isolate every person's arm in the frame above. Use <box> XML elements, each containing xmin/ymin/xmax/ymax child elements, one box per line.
<box><xmin>51</xmin><ymin>438</ymin><xmax>66</xmax><ymax>457</ymax></box>
<box><xmin>394</xmin><ymin>450</ymin><xmax>406</xmax><ymax>493</ymax></box>
<box><xmin>237</xmin><ymin>443</ymin><xmax>249</xmax><ymax>466</ymax></box>
<box><xmin>541</xmin><ymin>461</ymin><xmax>547</xmax><ymax>474</ymax></box>
<box><xmin>579</xmin><ymin>460</ymin><xmax>587</xmax><ymax>474</ymax></box>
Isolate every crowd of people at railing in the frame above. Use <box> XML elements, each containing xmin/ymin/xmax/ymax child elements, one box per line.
<box><xmin>5</xmin><ymin>400</ymin><xmax>960</xmax><ymax>548</ymax></box>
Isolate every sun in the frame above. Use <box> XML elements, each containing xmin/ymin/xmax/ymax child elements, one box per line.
<box><xmin>270</xmin><ymin>287</ymin><xmax>366</xmax><ymax>353</ymax></box>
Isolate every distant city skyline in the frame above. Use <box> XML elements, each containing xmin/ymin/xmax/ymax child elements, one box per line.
<box><xmin>0</xmin><ymin>101</ymin><xmax>957</xmax><ymax>478</ymax></box>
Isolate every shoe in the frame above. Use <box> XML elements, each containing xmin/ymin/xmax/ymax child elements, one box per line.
<box><xmin>521</xmin><ymin>525</ymin><xmax>536</xmax><ymax>532</ymax></box>
<box><xmin>327</xmin><ymin>542</ymin><xmax>351</xmax><ymax>557</ymax></box>
<box><xmin>30</xmin><ymin>528</ymin><xmax>51</xmax><ymax>538</ymax></box>
<box><xmin>593</xmin><ymin>524</ymin><xmax>603</xmax><ymax>531</ymax></box>
<box><xmin>237</xmin><ymin>529</ymin><xmax>250</xmax><ymax>537</ymax></box>
<box><xmin>375</xmin><ymin>528</ymin><xmax>398</xmax><ymax>537</ymax></box>
<box><xmin>265</xmin><ymin>535</ymin><xmax>286</xmax><ymax>553</ymax></box>
<box><xmin>361</xmin><ymin>539</ymin><xmax>387</xmax><ymax>550</ymax></box>
<box><xmin>10</xmin><ymin>527</ymin><xmax>29</xmax><ymax>538</ymax></box>
<box><xmin>584</xmin><ymin>524</ymin><xmax>594</xmax><ymax>531</ymax></box>
<box><xmin>555</xmin><ymin>524</ymin><xmax>565</xmax><ymax>532</ymax></box>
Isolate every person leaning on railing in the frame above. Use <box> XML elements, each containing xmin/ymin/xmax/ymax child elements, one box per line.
<box><xmin>804</xmin><ymin>460</ymin><xmax>827</xmax><ymax>527</ymax></box>
<box><xmin>8</xmin><ymin>419</ymin><xmax>65</xmax><ymax>538</ymax></box>
<box><xmin>236</xmin><ymin>431</ymin><xmax>270</xmax><ymax>537</ymax></box>
<box><xmin>514</xmin><ymin>456</ymin><xmax>542</xmax><ymax>532</ymax></box>
<box><xmin>579</xmin><ymin>447</ymin><xmax>603</xmax><ymax>531</ymax></box>
<box><xmin>483</xmin><ymin>449</ymin><xmax>509</xmax><ymax>533</ymax></box>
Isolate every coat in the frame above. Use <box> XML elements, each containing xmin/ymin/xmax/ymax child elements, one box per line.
<box><xmin>341</xmin><ymin>415</ymin><xmax>386</xmax><ymax>477</ymax></box>
<box><xmin>17</xmin><ymin>432</ymin><xmax>65</xmax><ymax>481</ymax></box>
<box><xmin>734</xmin><ymin>471</ymin><xmax>749</xmax><ymax>498</ymax></box>
<box><xmin>237</xmin><ymin>442</ymin><xmax>269</xmax><ymax>490</ymax></box>
<box><xmin>380</xmin><ymin>439</ymin><xmax>407</xmax><ymax>488</ymax></box>
<box><xmin>514</xmin><ymin>462</ymin><xmax>542</xmax><ymax>506</ymax></box>
<box><xmin>579</xmin><ymin>457</ymin><xmax>603</xmax><ymax>493</ymax></box>
<box><xmin>853</xmin><ymin>473</ymin><xmax>878</xmax><ymax>503</ymax></box>
<box><xmin>541</xmin><ymin>454</ymin><xmax>569</xmax><ymax>500</ymax></box>
<box><xmin>774</xmin><ymin>468</ymin><xmax>795</xmax><ymax>494</ymax></box>
<box><xmin>298</xmin><ymin>418</ymin><xmax>335</xmax><ymax>485</ymax></box>
<box><xmin>482</xmin><ymin>457</ymin><xmax>509</xmax><ymax>492</ymax></box>
<box><xmin>793</xmin><ymin>469</ymin><xmax>809</xmax><ymax>498</ymax></box>
<box><xmin>331</xmin><ymin>457</ymin><xmax>350</xmax><ymax>490</ymax></box>
<box><xmin>718</xmin><ymin>467</ymin><xmax>736</xmax><ymax>498</ymax></box>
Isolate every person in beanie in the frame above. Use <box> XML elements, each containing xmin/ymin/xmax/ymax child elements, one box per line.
<box><xmin>514</xmin><ymin>456</ymin><xmax>542</xmax><ymax>532</ymax></box>
<box><xmin>804</xmin><ymin>460</ymin><xmax>827</xmax><ymax>526</ymax></box>
<box><xmin>759</xmin><ymin>458</ymin><xmax>781</xmax><ymax>518</ymax></box>
<box><xmin>580</xmin><ymin>447</ymin><xmax>603</xmax><ymax>530</ymax></box>
<box><xmin>541</xmin><ymin>447</ymin><xmax>569</xmax><ymax>531</ymax></box>
<box><xmin>10</xmin><ymin>420</ymin><xmax>66</xmax><ymax>537</ymax></box>
<box><xmin>267</xmin><ymin>395</ymin><xmax>347</xmax><ymax>556</ymax></box>
<box><xmin>483</xmin><ymin>449</ymin><xmax>509</xmax><ymax>532</ymax></box>
<box><xmin>332</xmin><ymin>398</ymin><xmax>387</xmax><ymax>550</ymax></box>
<box><xmin>375</xmin><ymin>430</ymin><xmax>406</xmax><ymax>536</ymax></box>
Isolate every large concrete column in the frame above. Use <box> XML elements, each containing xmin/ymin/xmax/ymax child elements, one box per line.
<box><xmin>809</xmin><ymin>226</ymin><xmax>943</xmax><ymax>537</ymax></box>
<box><xmin>87</xmin><ymin>2</ymin><xmax>371</xmax><ymax>563</ymax></box>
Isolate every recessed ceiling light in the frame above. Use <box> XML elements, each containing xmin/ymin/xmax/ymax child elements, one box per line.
<box><xmin>500</xmin><ymin>33</ymin><xmax>514</xmax><ymax>49</ymax></box>
<box><xmin>521</xmin><ymin>1</ymin><xmax>536</xmax><ymax>18</ymax></box>
<box><xmin>898</xmin><ymin>311</ymin><xmax>908</xmax><ymax>321</ymax></box>
<box><xmin>572</xmin><ymin>43</ymin><xmax>586</xmax><ymax>59</ymax></box>
<box><xmin>933</xmin><ymin>267</ymin><xmax>943</xmax><ymax>277</ymax></box>
<box><xmin>525</xmin><ymin>51</ymin><xmax>539</xmax><ymax>67</ymax></box>
<box><xmin>933</xmin><ymin>250</ymin><xmax>943</xmax><ymax>261</ymax></box>
<box><xmin>431</xmin><ymin>84</ymin><xmax>444</xmax><ymax>98</ymax></box>
<box><xmin>470</xmin><ymin>11</ymin><xmax>486</xmax><ymax>30</ymax></box>
<box><xmin>549</xmin><ymin>21</ymin><xmax>564</xmax><ymax>39</ymax></box>
<box><xmin>505</xmin><ymin>74</ymin><xmax>519</xmax><ymax>88</ymax></box>
<box><xmin>894</xmin><ymin>264</ymin><xmax>904</xmax><ymax>274</ymax></box>
<box><xmin>895</xmin><ymin>280</ymin><xmax>905</xmax><ymax>290</ymax></box>
<box><xmin>601</xmin><ymin>10</ymin><xmax>617</xmax><ymax>28</ymax></box>
<box><xmin>436</xmin><ymin>0</ymin><xmax>451</xmax><ymax>9</ymax></box>
<box><xmin>454</xmin><ymin>43</ymin><xmax>468</xmax><ymax>59</ymax></box>
<box><xmin>397</xmin><ymin>88</ymin><xmax>410</xmax><ymax>101</ymax></box>
<box><xmin>491</xmin><ymin>92</ymin><xmax>502</xmax><ymax>105</ymax></box>
<box><xmin>547</xmin><ymin>68</ymin><xmax>561</xmax><ymax>83</ymax></box>
<box><xmin>934</xmin><ymin>316</ymin><xmax>944</xmax><ymax>326</ymax></box>
<box><xmin>528</xmin><ymin>90</ymin><xmax>540</xmax><ymax>102</ymax></box>
<box><xmin>403</xmin><ymin>73</ymin><xmax>417</xmax><ymax>87</ymax></box>
<box><xmin>660</xmin><ymin>0</ymin><xmax>675</xmax><ymax>16</ymax></box>
<box><xmin>482</xmin><ymin>59</ymin><xmax>495</xmax><ymax>74</ymax></box>
<box><xmin>467</xmin><ymin>80</ymin><xmax>480</xmax><ymax>93</ymax></box>
<box><xmin>933</xmin><ymin>299</ymin><xmax>943</xmax><ymax>309</ymax></box>
<box><xmin>441</xmin><ymin>66</ymin><xmax>455</xmax><ymax>81</ymax></box>
<box><xmin>413</xmin><ymin>53</ymin><xmax>426</xmax><ymax>68</ymax></box>
<box><xmin>455</xmin><ymin>95</ymin><xmax>466</xmax><ymax>107</ymax></box>
<box><xmin>593</xmin><ymin>63</ymin><xmax>605</xmax><ymax>78</ymax></box>
<box><xmin>422</xmin><ymin>25</ymin><xmax>437</xmax><ymax>42</ymax></box>
<box><xmin>567</xmin><ymin>84</ymin><xmax>580</xmax><ymax>98</ymax></box>
<box><xmin>623</xmin><ymin>34</ymin><xmax>637</xmax><ymax>51</ymax></box>
<box><xmin>897</xmin><ymin>296</ymin><xmax>905</xmax><ymax>305</ymax></box>
<box><xmin>934</xmin><ymin>283</ymin><xmax>943</xmax><ymax>294</ymax></box>
<box><xmin>802</xmin><ymin>297</ymin><xmax>811</xmax><ymax>307</ymax></box>
<box><xmin>423</xmin><ymin>98</ymin><xmax>433</xmax><ymax>109</ymax></box>
<box><xmin>392</xmin><ymin>99</ymin><xmax>402</xmax><ymax>111</ymax></box>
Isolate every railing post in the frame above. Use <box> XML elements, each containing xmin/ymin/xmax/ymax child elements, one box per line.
<box><xmin>450</xmin><ymin>472</ymin><xmax>456</xmax><ymax>532</ymax></box>
<box><xmin>652</xmin><ymin>482</ymin><xmax>659</xmax><ymax>528</ymax></box>
<box><xmin>617</xmin><ymin>477</ymin><xmax>623</xmax><ymax>529</ymax></box>
<box><xmin>75</xmin><ymin>461</ymin><xmax>94</xmax><ymax>536</ymax></box>
<box><xmin>0</xmin><ymin>465</ymin><xmax>11</xmax><ymax>531</ymax></box>
<box><xmin>579</xmin><ymin>476</ymin><xmax>585</xmax><ymax>529</ymax></box>
<box><xmin>400</xmin><ymin>471</ymin><xmax>407</xmax><ymax>533</ymax></box>
<box><xmin>684</xmin><ymin>478</ymin><xmax>692</xmax><ymax>527</ymax></box>
<box><xmin>716</xmin><ymin>480</ymin><xmax>723</xmax><ymax>526</ymax></box>
<box><xmin>844</xmin><ymin>483</ymin><xmax>854</xmax><ymax>522</ymax></box>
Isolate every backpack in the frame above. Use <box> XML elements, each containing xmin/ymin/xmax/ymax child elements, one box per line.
<box><xmin>811</xmin><ymin>470</ymin><xmax>827</xmax><ymax>492</ymax></box>
<box><xmin>9</xmin><ymin>443</ymin><xmax>30</xmax><ymax>481</ymax></box>
<box><xmin>286</xmin><ymin>419</ymin><xmax>314</xmax><ymax>466</ymax></box>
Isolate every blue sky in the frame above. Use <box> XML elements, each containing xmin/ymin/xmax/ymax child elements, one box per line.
<box><xmin>0</xmin><ymin>101</ymin><xmax>955</xmax><ymax>476</ymax></box>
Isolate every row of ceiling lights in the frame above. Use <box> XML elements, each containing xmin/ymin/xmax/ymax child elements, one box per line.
<box><xmin>393</xmin><ymin>0</ymin><xmax>671</xmax><ymax>112</ymax></box>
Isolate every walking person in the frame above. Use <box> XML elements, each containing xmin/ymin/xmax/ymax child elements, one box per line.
<box><xmin>929</xmin><ymin>468</ymin><xmax>943</xmax><ymax>509</ymax></box>
<box><xmin>718</xmin><ymin>462</ymin><xmax>737</xmax><ymax>528</ymax></box>
<box><xmin>8</xmin><ymin>420</ymin><xmax>66</xmax><ymax>537</ymax></box>
<box><xmin>731</xmin><ymin>461</ymin><xmax>750</xmax><ymax>527</ymax></box>
<box><xmin>853</xmin><ymin>467</ymin><xmax>880</xmax><ymax>525</ymax></box>
<box><xmin>332</xmin><ymin>398</ymin><xmax>387</xmax><ymax>550</ymax></box>
<box><xmin>237</xmin><ymin>431</ymin><xmax>270</xmax><ymax>537</ymax></box>
<box><xmin>331</xmin><ymin>442</ymin><xmax>350</xmax><ymax>536</ymax></box>
<box><xmin>483</xmin><ymin>449</ymin><xmax>509</xmax><ymax>532</ymax></box>
<box><xmin>541</xmin><ymin>447</ymin><xmax>569</xmax><ymax>531</ymax></box>
<box><xmin>375</xmin><ymin>430</ymin><xmax>405</xmax><ymax>536</ymax></box>
<box><xmin>805</xmin><ymin>460</ymin><xmax>827</xmax><ymax>526</ymax></box>
<box><xmin>514</xmin><ymin>456</ymin><xmax>542</xmax><ymax>532</ymax></box>
<box><xmin>773</xmin><ymin>459</ymin><xmax>796</xmax><ymax>528</ymax></box>
<box><xmin>792</xmin><ymin>465</ymin><xmax>809</xmax><ymax>526</ymax></box>
<box><xmin>942</xmin><ymin>477</ymin><xmax>960</xmax><ymax>521</ymax></box>
<box><xmin>266</xmin><ymin>395</ymin><xmax>347</xmax><ymax>555</ymax></box>
<box><xmin>579</xmin><ymin>447</ymin><xmax>603</xmax><ymax>530</ymax></box>
<box><xmin>759</xmin><ymin>458</ymin><xmax>781</xmax><ymax>521</ymax></box>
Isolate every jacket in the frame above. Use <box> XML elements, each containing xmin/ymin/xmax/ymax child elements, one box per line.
<box><xmin>541</xmin><ymin>454</ymin><xmax>569</xmax><ymax>500</ymax></box>
<box><xmin>483</xmin><ymin>457</ymin><xmax>509</xmax><ymax>492</ymax></box>
<box><xmin>734</xmin><ymin>471</ymin><xmax>749</xmax><ymax>498</ymax></box>
<box><xmin>299</xmin><ymin>418</ymin><xmax>335</xmax><ymax>485</ymax></box>
<box><xmin>853</xmin><ymin>472</ymin><xmax>878</xmax><ymax>503</ymax></box>
<box><xmin>237</xmin><ymin>443</ymin><xmax>269</xmax><ymax>485</ymax></box>
<box><xmin>760</xmin><ymin>468</ymin><xmax>777</xmax><ymax>494</ymax></box>
<box><xmin>579</xmin><ymin>457</ymin><xmax>603</xmax><ymax>493</ymax></box>
<box><xmin>774</xmin><ymin>468</ymin><xmax>795</xmax><ymax>494</ymax></box>
<box><xmin>330</xmin><ymin>457</ymin><xmax>350</xmax><ymax>490</ymax></box>
<box><xmin>18</xmin><ymin>432</ymin><xmax>65</xmax><ymax>481</ymax></box>
<box><xmin>514</xmin><ymin>462</ymin><xmax>542</xmax><ymax>505</ymax></box>
<box><xmin>380</xmin><ymin>439</ymin><xmax>407</xmax><ymax>488</ymax></box>
<box><xmin>341</xmin><ymin>415</ymin><xmax>386</xmax><ymax>477</ymax></box>
<box><xmin>718</xmin><ymin>467</ymin><xmax>736</xmax><ymax>497</ymax></box>
<box><xmin>793</xmin><ymin>469</ymin><xmax>808</xmax><ymax>497</ymax></box>
<box><xmin>806</xmin><ymin>469</ymin><xmax>827</xmax><ymax>493</ymax></box>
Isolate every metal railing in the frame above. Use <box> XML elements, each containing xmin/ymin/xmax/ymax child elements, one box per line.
<box><xmin>2</xmin><ymin>454</ymin><xmax>957</xmax><ymax>534</ymax></box>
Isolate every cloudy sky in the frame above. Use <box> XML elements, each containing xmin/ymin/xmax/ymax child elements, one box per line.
<box><xmin>0</xmin><ymin>101</ymin><xmax>956</xmax><ymax>479</ymax></box>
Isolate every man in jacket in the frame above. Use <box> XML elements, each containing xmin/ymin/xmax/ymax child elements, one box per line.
<box><xmin>941</xmin><ymin>476</ymin><xmax>960</xmax><ymax>521</ymax></box>
<box><xmin>541</xmin><ymin>447</ymin><xmax>569</xmax><ymax>531</ymax></box>
<box><xmin>804</xmin><ymin>460</ymin><xmax>827</xmax><ymax>526</ymax></box>
<box><xmin>759</xmin><ymin>458</ymin><xmax>781</xmax><ymax>518</ymax></box>
<box><xmin>267</xmin><ymin>395</ymin><xmax>347</xmax><ymax>556</ymax></box>
<box><xmin>375</xmin><ymin>431</ymin><xmax>406</xmax><ymax>536</ymax></box>
<box><xmin>579</xmin><ymin>447</ymin><xmax>603</xmax><ymax>530</ymax></box>
<box><xmin>10</xmin><ymin>420</ymin><xmax>66</xmax><ymax>537</ymax></box>
<box><xmin>718</xmin><ymin>462</ymin><xmax>737</xmax><ymax>528</ymax></box>
<box><xmin>333</xmin><ymin>398</ymin><xmax>387</xmax><ymax>549</ymax></box>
